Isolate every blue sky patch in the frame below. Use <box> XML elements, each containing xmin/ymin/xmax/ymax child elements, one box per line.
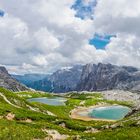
<box><xmin>72</xmin><ymin>1</ymin><xmax>115</xmax><ymax>50</ymax></box>
<box><xmin>0</xmin><ymin>10</ymin><xmax>4</xmax><ymax>17</ymax></box>
<box><xmin>89</xmin><ymin>34</ymin><xmax>115</xmax><ymax>49</ymax></box>
<box><xmin>72</xmin><ymin>0</ymin><xmax>97</xmax><ymax>19</ymax></box>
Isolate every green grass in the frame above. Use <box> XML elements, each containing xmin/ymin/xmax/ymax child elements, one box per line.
<box><xmin>0</xmin><ymin>119</ymin><xmax>46</xmax><ymax>140</ymax></box>
<box><xmin>92</xmin><ymin>127</ymin><xmax>140</xmax><ymax>140</ymax></box>
<box><xmin>0</xmin><ymin>87</ymin><xmax>139</xmax><ymax>140</ymax></box>
<box><xmin>84</xmin><ymin>98</ymin><xmax>103</xmax><ymax>106</ymax></box>
<box><xmin>15</xmin><ymin>91</ymin><xmax>53</xmax><ymax>99</ymax></box>
<box><xmin>66</xmin><ymin>92</ymin><xmax>103</xmax><ymax>100</ymax></box>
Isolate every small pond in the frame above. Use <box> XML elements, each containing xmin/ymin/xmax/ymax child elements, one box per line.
<box><xmin>88</xmin><ymin>105</ymin><xmax>131</xmax><ymax>120</ymax></box>
<box><xmin>27</xmin><ymin>97</ymin><xmax>67</xmax><ymax>106</ymax></box>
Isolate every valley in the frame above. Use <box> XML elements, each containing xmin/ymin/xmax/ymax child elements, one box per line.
<box><xmin>1</xmin><ymin>0</ymin><xmax>140</xmax><ymax>139</ymax></box>
<box><xmin>0</xmin><ymin>65</ymin><xmax>140</xmax><ymax>139</ymax></box>
<box><xmin>0</xmin><ymin>88</ymin><xmax>140</xmax><ymax>140</ymax></box>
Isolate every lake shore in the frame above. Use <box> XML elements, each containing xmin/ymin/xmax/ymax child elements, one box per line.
<box><xmin>70</xmin><ymin>105</ymin><xmax>118</xmax><ymax>122</ymax></box>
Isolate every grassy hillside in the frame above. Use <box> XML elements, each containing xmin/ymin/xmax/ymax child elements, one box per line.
<box><xmin>0</xmin><ymin>88</ymin><xmax>140</xmax><ymax>140</ymax></box>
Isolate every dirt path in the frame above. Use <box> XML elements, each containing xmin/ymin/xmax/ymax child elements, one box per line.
<box><xmin>0</xmin><ymin>92</ymin><xmax>21</xmax><ymax>108</ymax></box>
<box><xmin>0</xmin><ymin>92</ymin><xmax>56</xmax><ymax>117</ymax></box>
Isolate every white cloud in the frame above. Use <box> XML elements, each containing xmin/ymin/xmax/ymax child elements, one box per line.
<box><xmin>104</xmin><ymin>34</ymin><xmax>140</xmax><ymax>67</ymax></box>
<box><xmin>0</xmin><ymin>0</ymin><xmax>95</xmax><ymax>74</ymax></box>
<box><xmin>93</xmin><ymin>0</ymin><xmax>140</xmax><ymax>67</ymax></box>
<box><xmin>0</xmin><ymin>14</ymin><xmax>30</xmax><ymax>65</ymax></box>
<box><xmin>0</xmin><ymin>0</ymin><xmax>140</xmax><ymax>74</ymax></box>
<box><xmin>94</xmin><ymin>0</ymin><xmax>140</xmax><ymax>35</ymax></box>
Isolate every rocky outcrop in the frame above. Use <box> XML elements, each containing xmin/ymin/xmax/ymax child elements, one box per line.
<box><xmin>49</xmin><ymin>65</ymin><xmax>83</xmax><ymax>93</ymax></box>
<box><xmin>0</xmin><ymin>66</ymin><xmax>28</xmax><ymax>91</ymax></box>
<box><xmin>77</xmin><ymin>63</ymin><xmax>140</xmax><ymax>91</ymax></box>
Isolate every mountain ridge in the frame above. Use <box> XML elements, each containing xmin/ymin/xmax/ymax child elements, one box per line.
<box><xmin>0</xmin><ymin>66</ymin><xmax>28</xmax><ymax>91</ymax></box>
<box><xmin>12</xmin><ymin>63</ymin><xmax>140</xmax><ymax>92</ymax></box>
<box><xmin>77</xmin><ymin>63</ymin><xmax>140</xmax><ymax>91</ymax></box>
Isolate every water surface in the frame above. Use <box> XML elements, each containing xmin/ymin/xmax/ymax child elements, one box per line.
<box><xmin>88</xmin><ymin>105</ymin><xmax>131</xmax><ymax>120</ymax></box>
<box><xmin>28</xmin><ymin>97</ymin><xmax>67</xmax><ymax>106</ymax></box>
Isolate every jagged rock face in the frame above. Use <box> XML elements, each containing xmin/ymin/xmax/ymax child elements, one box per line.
<box><xmin>0</xmin><ymin>66</ymin><xmax>28</xmax><ymax>91</ymax></box>
<box><xmin>49</xmin><ymin>65</ymin><xmax>83</xmax><ymax>93</ymax></box>
<box><xmin>77</xmin><ymin>63</ymin><xmax>140</xmax><ymax>91</ymax></box>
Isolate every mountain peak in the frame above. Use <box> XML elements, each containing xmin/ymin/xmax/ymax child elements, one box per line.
<box><xmin>0</xmin><ymin>66</ymin><xmax>28</xmax><ymax>91</ymax></box>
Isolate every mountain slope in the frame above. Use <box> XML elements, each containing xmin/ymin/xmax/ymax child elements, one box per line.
<box><xmin>11</xmin><ymin>63</ymin><xmax>140</xmax><ymax>92</ymax></box>
<box><xmin>0</xmin><ymin>66</ymin><xmax>28</xmax><ymax>91</ymax></box>
<box><xmin>28</xmin><ymin>77</ymin><xmax>52</xmax><ymax>92</ymax></box>
<box><xmin>26</xmin><ymin>65</ymin><xmax>83</xmax><ymax>93</ymax></box>
<box><xmin>0</xmin><ymin>87</ymin><xmax>140</xmax><ymax>140</ymax></box>
<box><xmin>49</xmin><ymin>65</ymin><xmax>83</xmax><ymax>92</ymax></box>
<box><xmin>77</xmin><ymin>63</ymin><xmax>140</xmax><ymax>91</ymax></box>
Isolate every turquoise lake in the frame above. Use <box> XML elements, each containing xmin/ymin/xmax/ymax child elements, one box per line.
<box><xmin>28</xmin><ymin>97</ymin><xmax>67</xmax><ymax>106</ymax></box>
<box><xmin>88</xmin><ymin>105</ymin><xmax>131</xmax><ymax>120</ymax></box>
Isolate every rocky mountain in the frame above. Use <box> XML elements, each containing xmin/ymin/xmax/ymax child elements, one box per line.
<box><xmin>11</xmin><ymin>63</ymin><xmax>140</xmax><ymax>92</ymax></box>
<box><xmin>0</xmin><ymin>66</ymin><xmax>28</xmax><ymax>91</ymax></box>
<box><xmin>49</xmin><ymin>65</ymin><xmax>83</xmax><ymax>92</ymax></box>
<box><xmin>27</xmin><ymin>77</ymin><xmax>52</xmax><ymax>92</ymax></box>
<box><xmin>12</xmin><ymin>65</ymin><xmax>83</xmax><ymax>93</ymax></box>
<box><xmin>77</xmin><ymin>63</ymin><xmax>140</xmax><ymax>91</ymax></box>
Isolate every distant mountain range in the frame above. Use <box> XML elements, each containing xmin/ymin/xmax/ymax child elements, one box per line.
<box><xmin>0</xmin><ymin>67</ymin><xmax>28</xmax><ymax>91</ymax></box>
<box><xmin>12</xmin><ymin>74</ymin><xmax>51</xmax><ymax>92</ymax></box>
<box><xmin>13</xmin><ymin>65</ymin><xmax>83</xmax><ymax>92</ymax></box>
<box><xmin>77</xmin><ymin>63</ymin><xmax>140</xmax><ymax>92</ymax></box>
<box><xmin>12</xmin><ymin>63</ymin><xmax>140</xmax><ymax>93</ymax></box>
<box><xmin>1</xmin><ymin>63</ymin><xmax>139</xmax><ymax>92</ymax></box>
<box><xmin>12</xmin><ymin>74</ymin><xmax>48</xmax><ymax>86</ymax></box>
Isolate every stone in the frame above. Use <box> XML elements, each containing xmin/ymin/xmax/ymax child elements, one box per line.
<box><xmin>5</xmin><ymin>113</ymin><xmax>15</xmax><ymax>120</ymax></box>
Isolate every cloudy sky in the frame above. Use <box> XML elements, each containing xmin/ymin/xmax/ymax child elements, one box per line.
<box><xmin>0</xmin><ymin>0</ymin><xmax>140</xmax><ymax>74</ymax></box>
